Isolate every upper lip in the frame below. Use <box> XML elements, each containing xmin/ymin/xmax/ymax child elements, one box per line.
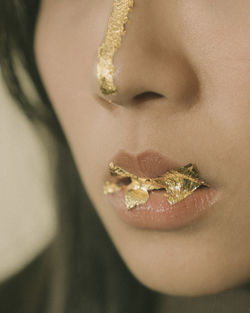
<box><xmin>105</xmin><ymin>149</ymin><xmax>185</xmax><ymax>180</ymax></box>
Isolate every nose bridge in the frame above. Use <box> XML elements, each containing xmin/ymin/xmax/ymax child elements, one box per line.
<box><xmin>95</xmin><ymin>0</ymin><xmax>200</xmax><ymax>108</ymax></box>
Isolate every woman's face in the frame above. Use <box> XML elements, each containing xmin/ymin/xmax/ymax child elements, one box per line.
<box><xmin>35</xmin><ymin>0</ymin><xmax>250</xmax><ymax>296</ymax></box>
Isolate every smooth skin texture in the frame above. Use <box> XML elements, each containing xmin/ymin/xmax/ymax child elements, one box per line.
<box><xmin>34</xmin><ymin>0</ymin><xmax>250</xmax><ymax>305</ymax></box>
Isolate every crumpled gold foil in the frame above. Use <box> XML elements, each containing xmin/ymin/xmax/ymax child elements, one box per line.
<box><xmin>103</xmin><ymin>162</ymin><xmax>210</xmax><ymax>210</ymax></box>
<box><xmin>97</xmin><ymin>0</ymin><xmax>134</xmax><ymax>95</ymax></box>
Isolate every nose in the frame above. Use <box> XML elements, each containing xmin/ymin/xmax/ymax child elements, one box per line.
<box><xmin>94</xmin><ymin>1</ymin><xmax>200</xmax><ymax>109</ymax></box>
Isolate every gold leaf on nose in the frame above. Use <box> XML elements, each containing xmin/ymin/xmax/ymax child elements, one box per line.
<box><xmin>97</xmin><ymin>0</ymin><xmax>135</xmax><ymax>95</ymax></box>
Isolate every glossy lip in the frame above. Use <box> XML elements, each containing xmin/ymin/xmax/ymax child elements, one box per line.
<box><xmin>106</xmin><ymin>186</ymin><xmax>220</xmax><ymax>230</ymax></box>
<box><xmin>104</xmin><ymin>148</ymin><xmax>219</xmax><ymax>230</ymax></box>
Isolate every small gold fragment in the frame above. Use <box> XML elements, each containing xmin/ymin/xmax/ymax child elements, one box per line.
<box><xmin>103</xmin><ymin>162</ymin><xmax>210</xmax><ymax>210</ymax></box>
<box><xmin>125</xmin><ymin>188</ymin><xmax>149</xmax><ymax>210</ymax></box>
<box><xmin>97</xmin><ymin>0</ymin><xmax>135</xmax><ymax>95</ymax></box>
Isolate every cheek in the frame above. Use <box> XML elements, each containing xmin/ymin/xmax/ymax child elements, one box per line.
<box><xmin>34</xmin><ymin>1</ymin><xmax>106</xmax><ymax>143</ymax></box>
<box><xmin>34</xmin><ymin>1</ymin><xmax>120</xmax><ymax>214</ymax></box>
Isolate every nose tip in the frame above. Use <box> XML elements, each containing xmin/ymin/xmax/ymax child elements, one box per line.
<box><xmin>95</xmin><ymin>56</ymin><xmax>200</xmax><ymax>109</ymax></box>
<box><xmin>94</xmin><ymin>1</ymin><xmax>201</xmax><ymax>110</ymax></box>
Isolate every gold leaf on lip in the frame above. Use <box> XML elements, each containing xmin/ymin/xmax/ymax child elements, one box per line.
<box><xmin>125</xmin><ymin>188</ymin><xmax>149</xmax><ymax>210</ymax></box>
<box><xmin>103</xmin><ymin>162</ymin><xmax>210</xmax><ymax>210</ymax></box>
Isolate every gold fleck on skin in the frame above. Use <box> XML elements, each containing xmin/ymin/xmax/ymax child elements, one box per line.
<box><xmin>103</xmin><ymin>163</ymin><xmax>211</xmax><ymax>210</ymax></box>
<box><xmin>97</xmin><ymin>0</ymin><xmax>135</xmax><ymax>95</ymax></box>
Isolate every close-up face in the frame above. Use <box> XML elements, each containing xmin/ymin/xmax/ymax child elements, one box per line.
<box><xmin>34</xmin><ymin>0</ymin><xmax>250</xmax><ymax>297</ymax></box>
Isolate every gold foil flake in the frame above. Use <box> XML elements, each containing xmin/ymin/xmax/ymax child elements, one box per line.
<box><xmin>125</xmin><ymin>188</ymin><xmax>149</xmax><ymax>209</ymax></box>
<box><xmin>103</xmin><ymin>162</ymin><xmax>210</xmax><ymax>210</ymax></box>
<box><xmin>97</xmin><ymin>0</ymin><xmax>134</xmax><ymax>95</ymax></box>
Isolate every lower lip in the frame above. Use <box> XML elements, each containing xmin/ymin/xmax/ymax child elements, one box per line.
<box><xmin>106</xmin><ymin>187</ymin><xmax>220</xmax><ymax>230</ymax></box>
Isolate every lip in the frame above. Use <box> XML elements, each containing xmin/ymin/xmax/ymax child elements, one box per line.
<box><xmin>105</xmin><ymin>148</ymin><xmax>184</xmax><ymax>180</ymax></box>
<box><xmin>106</xmin><ymin>186</ymin><xmax>220</xmax><ymax>230</ymax></box>
<box><xmin>104</xmin><ymin>148</ymin><xmax>219</xmax><ymax>230</ymax></box>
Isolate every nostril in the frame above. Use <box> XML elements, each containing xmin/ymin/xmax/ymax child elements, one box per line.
<box><xmin>133</xmin><ymin>91</ymin><xmax>164</xmax><ymax>103</ymax></box>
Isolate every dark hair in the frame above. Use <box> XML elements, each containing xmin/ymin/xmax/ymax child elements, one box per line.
<box><xmin>0</xmin><ymin>1</ymin><xmax>162</xmax><ymax>312</ymax></box>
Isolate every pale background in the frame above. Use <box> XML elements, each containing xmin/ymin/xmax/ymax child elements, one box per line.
<box><xmin>0</xmin><ymin>69</ymin><xmax>58</xmax><ymax>283</ymax></box>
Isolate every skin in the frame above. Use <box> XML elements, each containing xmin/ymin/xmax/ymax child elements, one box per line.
<box><xmin>34</xmin><ymin>0</ymin><xmax>250</xmax><ymax>309</ymax></box>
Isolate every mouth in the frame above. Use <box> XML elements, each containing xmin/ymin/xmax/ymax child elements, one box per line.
<box><xmin>103</xmin><ymin>162</ymin><xmax>211</xmax><ymax>210</ymax></box>
<box><xmin>115</xmin><ymin>177</ymin><xmax>208</xmax><ymax>190</ymax></box>
<box><xmin>103</xmin><ymin>149</ymin><xmax>219</xmax><ymax>230</ymax></box>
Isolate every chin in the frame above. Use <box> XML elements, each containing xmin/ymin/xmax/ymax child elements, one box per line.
<box><xmin>122</xmin><ymin>257</ymin><xmax>250</xmax><ymax>297</ymax></box>
<box><xmin>133</xmin><ymin>273</ymin><xmax>246</xmax><ymax>297</ymax></box>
